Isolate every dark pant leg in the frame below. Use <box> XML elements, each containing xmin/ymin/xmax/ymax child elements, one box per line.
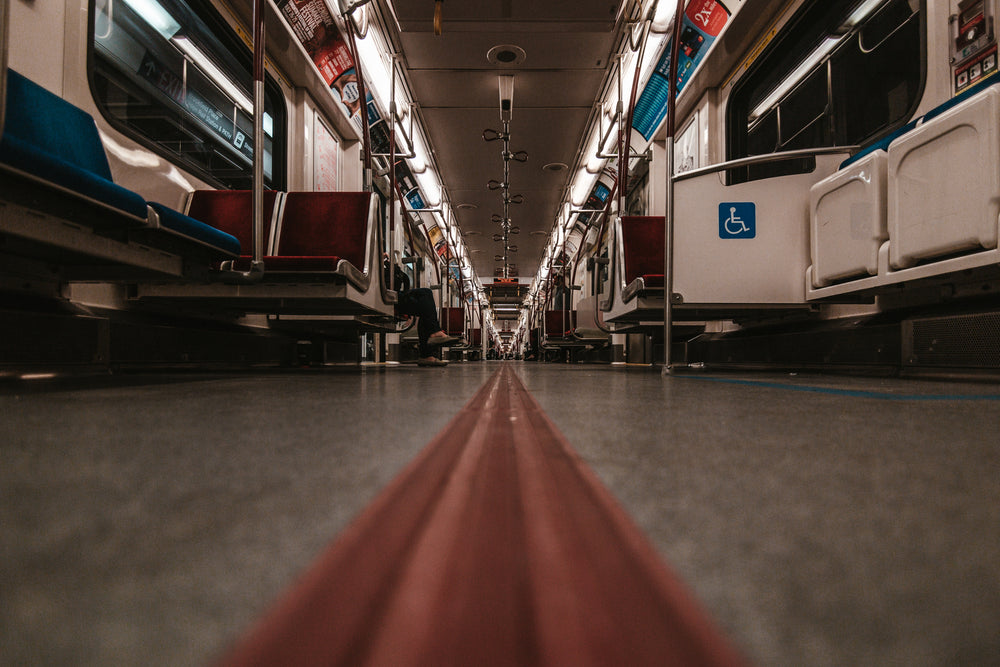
<box><xmin>397</xmin><ymin>288</ymin><xmax>441</xmax><ymax>356</ymax></box>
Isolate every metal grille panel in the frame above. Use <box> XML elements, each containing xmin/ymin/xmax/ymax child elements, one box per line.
<box><xmin>904</xmin><ymin>311</ymin><xmax>1000</xmax><ymax>368</ymax></box>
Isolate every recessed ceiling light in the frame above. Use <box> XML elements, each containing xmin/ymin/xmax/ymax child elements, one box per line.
<box><xmin>542</xmin><ymin>162</ymin><xmax>569</xmax><ymax>172</ymax></box>
<box><xmin>487</xmin><ymin>44</ymin><xmax>526</xmax><ymax>66</ymax></box>
<box><xmin>455</xmin><ymin>203</ymin><xmax>478</xmax><ymax>210</ymax></box>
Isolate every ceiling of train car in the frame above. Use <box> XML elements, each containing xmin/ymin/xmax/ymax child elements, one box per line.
<box><xmin>385</xmin><ymin>0</ymin><xmax>626</xmax><ymax>283</ymax></box>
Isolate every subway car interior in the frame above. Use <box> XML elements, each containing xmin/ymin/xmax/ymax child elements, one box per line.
<box><xmin>2</xmin><ymin>0</ymin><xmax>1000</xmax><ymax>664</ymax></box>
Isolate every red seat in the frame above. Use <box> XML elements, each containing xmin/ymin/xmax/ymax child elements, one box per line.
<box><xmin>620</xmin><ymin>216</ymin><xmax>665</xmax><ymax>300</ymax></box>
<box><xmin>441</xmin><ymin>307</ymin><xmax>464</xmax><ymax>336</ymax></box>
<box><xmin>269</xmin><ymin>191</ymin><xmax>371</xmax><ymax>272</ymax></box>
<box><xmin>186</xmin><ymin>190</ymin><xmax>280</xmax><ymax>262</ymax></box>
<box><xmin>545</xmin><ymin>310</ymin><xmax>577</xmax><ymax>338</ymax></box>
<box><xmin>214</xmin><ymin>191</ymin><xmax>373</xmax><ymax>282</ymax></box>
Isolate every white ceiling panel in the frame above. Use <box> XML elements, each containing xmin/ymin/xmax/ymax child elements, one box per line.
<box><xmin>383</xmin><ymin>0</ymin><xmax>626</xmax><ymax>282</ymax></box>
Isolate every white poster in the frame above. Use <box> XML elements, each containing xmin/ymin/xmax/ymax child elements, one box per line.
<box><xmin>674</xmin><ymin>111</ymin><xmax>701</xmax><ymax>174</ymax></box>
<box><xmin>314</xmin><ymin>113</ymin><xmax>339</xmax><ymax>191</ymax></box>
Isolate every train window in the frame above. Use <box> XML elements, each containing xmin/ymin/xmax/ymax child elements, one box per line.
<box><xmin>746</xmin><ymin>108</ymin><xmax>778</xmax><ymax>156</ymax></box>
<box><xmin>89</xmin><ymin>0</ymin><xmax>286</xmax><ymax>190</ymax></box>
<box><xmin>779</xmin><ymin>66</ymin><xmax>829</xmax><ymax>150</ymax></box>
<box><xmin>728</xmin><ymin>0</ymin><xmax>924</xmax><ymax>184</ymax></box>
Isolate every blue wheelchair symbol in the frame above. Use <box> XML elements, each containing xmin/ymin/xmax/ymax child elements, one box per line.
<box><xmin>719</xmin><ymin>202</ymin><xmax>755</xmax><ymax>239</ymax></box>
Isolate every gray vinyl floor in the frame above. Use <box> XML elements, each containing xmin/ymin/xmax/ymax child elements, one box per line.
<box><xmin>2</xmin><ymin>362</ymin><xmax>998</xmax><ymax>666</ymax></box>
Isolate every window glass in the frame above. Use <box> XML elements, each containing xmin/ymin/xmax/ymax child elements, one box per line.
<box><xmin>90</xmin><ymin>0</ymin><xmax>286</xmax><ymax>189</ymax></box>
<box><xmin>728</xmin><ymin>0</ymin><xmax>923</xmax><ymax>183</ymax></box>
<box><xmin>779</xmin><ymin>66</ymin><xmax>829</xmax><ymax>150</ymax></box>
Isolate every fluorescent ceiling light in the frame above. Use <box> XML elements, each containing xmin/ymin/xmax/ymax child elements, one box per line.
<box><xmin>652</xmin><ymin>0</ymin><xmax>677</xmax><ymax>28</ymax></box>
<box><xmin>393</xmin><ymin>121</ymin><xmax>412</xmax><ymax>156</ymax></box>
<box><xmin>571</xmin><ymin>167</ymin><xmax>599</xmax><ymax>207</ymax></box>
<box><xmin>173</xmin><ymin>36</ymin><xmax>253</xmax><ymax>114</ymax></box>
<box><xmin>641</xmin><ymin>25</ymin><xmax>667</xmax><ymax>75</ymax></box>
<box><xmin>414</xmin><ymin>167</ymin><xmax>441</xmax><ymax>205</ymax></box>
<box><xmin>354</xmin><ymin>30</ymin><xmax>393</xmax><ymax>111</ymax></box>
<box><xmin>122</xmin><ymin>0</ymin><xmax>180</xmax><ymax>39</ymax></box>
<box><xmin>408</xmin><ymin>130</ymin><xmax>429</xmax><ymax>173</ymax></box>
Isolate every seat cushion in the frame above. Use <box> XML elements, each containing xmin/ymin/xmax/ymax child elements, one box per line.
<box><xmin>186</xmin><ymin>190</ymin><xmax>280</xmax><ymax>252</ymax></box>
<box><xmin>0</xmin><ymin>134</ymin><xmax>148</xmax><ymax>218</ymax></box>
<box><xmin>620</xmin><ymin>217</ymin><xmax>665</xmax><ymax>284</ymax></box>
<box><xmin>257</xmin><ymin>256</ymin><xmax>343</xmax><ymax>272</ymax></box>
<box><xmin>148</xmin><ymin>202</ymin><xmax>241</xmax><ymax>256</ymax></box>
<box><xmin>278</xmin><ymin>192</ymin><xmax>371</xmax><ymax>270</ymax></box>
<box><xmin>3</xmin><ymin>69</ymin><xmax>115</xmax><ymax>180</ymax></box>
<box><xmin>229</xmin><ymin>256</ymin><xmax>344</xmax><ymax>272</ymax></box>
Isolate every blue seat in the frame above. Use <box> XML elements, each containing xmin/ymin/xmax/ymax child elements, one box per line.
<box><xmin>148</xmin><ymin>202</ymin><xmax>241</xmax><ymax>257</ymax></box>
<box><xmin>0</xmin><ymin>69</ymin><xmax>148</xmax><ymax>220</ymax></box>
<box><xmin>0</xmin><ymin>68</ymin><xmax>239</xmax><ymax>259</ymax></box>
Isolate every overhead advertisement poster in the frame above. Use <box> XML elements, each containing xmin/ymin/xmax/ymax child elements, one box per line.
<box><xmin>427</xmin><ymin>224</ymin><xmax>450</xmax><ymax>260</ymax></box>
<box><xmin>277</xmin><ymin>0</ymin><xmax>362</xmax><ymax>119</ymax></box>
<box><xmin>631</xmin><ymin>0</ymin><xmax>730</xmax><ymax>142</ymax></box>
<box><xmin>278</xmin><ymin>0</ymin><xmax>429</xmax><ymax>217</ymax></box>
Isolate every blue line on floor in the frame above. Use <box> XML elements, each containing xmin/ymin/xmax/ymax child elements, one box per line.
<box><xmin>677</xmin><ymin>376</ymin><xmax>1000</xmax><ymax>401</ymax></box>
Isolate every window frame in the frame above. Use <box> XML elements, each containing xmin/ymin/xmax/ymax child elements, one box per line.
<box><xmin>726</xmin><ymin>0</ymin><xmax>926</xmax><ymax>181</ymax></box>
<box><xmin>87</xmin><ymin>0</ymin><xmax>287</xmax><ymax>191</ymax></box>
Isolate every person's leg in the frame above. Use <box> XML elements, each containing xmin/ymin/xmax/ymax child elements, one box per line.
<box><xmin>411</xmin><ymin>288</ymin><xmax>442</xmax><ymax>332</ymax></box>
<box><xmin>401</xmin><ymin>289</ymin><xmax>456</xmax><ymax>362</ymax></box>
<box><xmin>396</xmin><ymin>291</ymin><xmax>427</xmax><ymax>357</ymax></box>
<box><xmin>411</xmin><ymin>289</ymin><xmax>440</xmax><ymax>357</ymax></box>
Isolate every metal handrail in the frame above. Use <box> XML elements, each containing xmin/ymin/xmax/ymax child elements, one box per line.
<box><xmin>0</xmin><ymin>0</ymin><xmax>10</xmax><ymax>139</ymax></box>
<box><xmin>672</xmin><ymin>146</ymin><xmax>859</xmax><ymax>183</ymax></box>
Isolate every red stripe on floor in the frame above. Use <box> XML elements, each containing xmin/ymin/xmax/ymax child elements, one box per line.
<box><xmin>220</xmin><ymin>365</ymin><xmax>748</xmax><ymax>666</ymax></box>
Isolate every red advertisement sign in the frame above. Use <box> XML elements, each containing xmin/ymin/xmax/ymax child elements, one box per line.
<box><xmin>278</xmin><ymin>0</ymin><xmax>360</xmax><ymax>116</ymax></box>
<box><xmin>686</xmin><ymin>0</ymin><xmax>728</xmax><ymax>38</ymax></box>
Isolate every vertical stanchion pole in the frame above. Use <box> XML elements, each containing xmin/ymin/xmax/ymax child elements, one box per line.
<box><xmin>389</xmin><ymin>55</ymin><xmax>397</xmax><ymax>291</ymax></box>
<box><xmin>0</xmin><ymin>0</ymin><xmax>9</xmax><ymax>138</ymax></box>
<box><xmin>663</xmin><ymin>0</ymin><xmax>685</xmax><ymax>376</ymax></box>
<box><xmin>481</xmin><ymin>305</ymin><xmax>487</xmax><ymax>360</ymax></box>
<box><xmin>251</xmin><ymin>0</ymin><xmax>266</xmax><ymax>269</ymax></box>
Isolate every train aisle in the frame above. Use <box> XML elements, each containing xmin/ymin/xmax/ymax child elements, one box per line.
<box><xmin>1</xmin><ymin>365</ymin><xmax>493</xmax><ymax>665</ymax></box>
<box><xmin>3</xmin><ymin>362</ymin><xmax>999</xmax><ymax>665</ymax></box>
<box><xmin>521</xmin><ymin>365</ymin><xmax>1000</xmax><ymax>665</ymax></box>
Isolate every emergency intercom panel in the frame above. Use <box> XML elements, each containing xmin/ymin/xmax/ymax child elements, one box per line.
<box><xmin>952</xmin><ymin>0</ymin><xmax>997</xmax><ymax>94</ymax></box>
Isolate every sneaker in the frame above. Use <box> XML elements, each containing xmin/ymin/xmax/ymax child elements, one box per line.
<box><xmin>416</xmin><ymin>357</ymin><xmax>448</xmax><ymax>367</ymax></box>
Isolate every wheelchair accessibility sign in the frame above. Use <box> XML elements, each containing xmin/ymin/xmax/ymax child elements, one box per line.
<box><xmin>719</xmin><ymin>202</ymin><xmax>755</xmax><ymax>239</ymax></box>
